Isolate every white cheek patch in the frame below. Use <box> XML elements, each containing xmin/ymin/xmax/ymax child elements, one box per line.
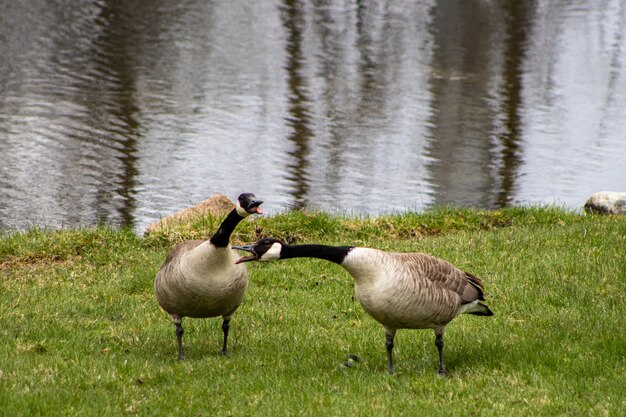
<box><xmin>260</xmin><ymin>243</ymin><xmax>282</xmax><ymax>261</ymax></box>
<box><xmin>235</xmin><ymin>200</ymin><xmax>248</xmax><ymax>217</ymax></box>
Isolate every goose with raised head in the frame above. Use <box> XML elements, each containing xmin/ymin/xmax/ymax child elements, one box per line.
<box><xmin>155</xmin><ymin>193</ymin><xmax>263</xmax><ymax>359</ymax></box>
<box><xmin>234</xmin><ymin>238</ymin><xmax>493</xmax><ymax>375</ymax></box>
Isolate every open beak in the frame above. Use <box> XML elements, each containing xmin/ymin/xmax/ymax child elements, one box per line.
<box><xmin>232</xmin><ymin>244</ymin><xmax>258</xmax><ymax>264</ymax></box>
<box><xmin>249</xmin><ymin>200</ymin><xmax>263</xmax><ymax>214</ymax></box>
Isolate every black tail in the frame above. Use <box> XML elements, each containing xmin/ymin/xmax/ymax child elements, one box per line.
<box><xmin>468</xmin><ymin>301</ymin><xmax>494</xmax><ymax>316</ymax></box>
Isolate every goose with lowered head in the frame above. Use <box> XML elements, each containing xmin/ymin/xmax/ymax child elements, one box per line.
<box><xmin>234</xmin><ymin>237</ymin><xmax>493</xmax><ymax>375</ymax></box>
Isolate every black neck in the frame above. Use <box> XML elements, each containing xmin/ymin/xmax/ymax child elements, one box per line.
<box><xmin>281</xmin><ymin>244</ymin><xmax>353</xmax><ymax>265</ymax></box>
<box><xmin>210</xmin><ymin>209</ymin><xmax>244</xmax><ymax>247</ymax></box>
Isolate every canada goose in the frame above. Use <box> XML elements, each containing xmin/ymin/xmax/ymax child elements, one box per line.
<box><xmin>154</xmin><ymin>193</ymin><xmax>263</xmax><ymax>359</ymax></box>
<box><xmin>233</xmin><ymin>238</ymin><xmax>493</xmax><ymax>375</ymax></box>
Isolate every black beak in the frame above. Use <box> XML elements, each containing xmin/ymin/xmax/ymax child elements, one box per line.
<box><xmin>232</xmin><ymin>244</ymin><xmax>257</xmax><ymax>264</ymax></box>
<box><xmin>248</xmin><ymin>200</ymin><xmax>263</xmax><ymax>214</ymax></box>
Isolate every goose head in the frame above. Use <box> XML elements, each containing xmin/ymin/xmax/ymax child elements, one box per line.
<box><xmin>233</xmin><ymin>237</ymin><xmax>283</xmax><ymax>263</ymax></box>
<box><xmin>236</xmin><ymin>193</ymin><xmax>263</xmax><ymax>217</ymax></box>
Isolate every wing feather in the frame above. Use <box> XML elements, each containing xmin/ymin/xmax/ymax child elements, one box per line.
<box><xmin>391</xmin><ymin>253</ymin><xmax>484</xmax><ymax>304</ymax></box>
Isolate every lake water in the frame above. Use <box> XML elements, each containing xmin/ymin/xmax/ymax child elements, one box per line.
<box><xmin>1</xmin><ymin>0</ymin><xmax>625</xmax><ymax>233</ymax></box>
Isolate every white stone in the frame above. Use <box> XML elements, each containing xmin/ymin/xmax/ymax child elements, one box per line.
<box><xmin>584</xmin><ymin>192</ymin><xmax>626</xmax><ymax>214</ymax></box>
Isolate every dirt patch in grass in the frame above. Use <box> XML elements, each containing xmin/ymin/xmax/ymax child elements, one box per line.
<box><xmin>0</xmin><ymin>254</ymin><xmax>75</xmax><ymax>271</ymax></box>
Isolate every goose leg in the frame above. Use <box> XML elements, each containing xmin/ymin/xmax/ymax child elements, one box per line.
<box><xmin>175</xmin><ymin>321</ymin><xmax>185</xmax><ymax>360</ymax></box>
<box><xmin>221</xmin><ymin>317</ymin><xmax>231</xmax><ymax>355</ymax></box>
<box><xmin>384</xmin><ymin>327</ymin><xmax>397</xmax><ymax>374</ymax></box>
<box><xmin>434</xmin><ymin>327</ymin><xmax>446</xmax><ymax>376</ymax></box>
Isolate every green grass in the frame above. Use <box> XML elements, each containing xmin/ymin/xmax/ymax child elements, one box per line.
<box><xmin>0</xmin><ymin>207</ymin><xmax>624</xmax><ymax>416</ymax></box>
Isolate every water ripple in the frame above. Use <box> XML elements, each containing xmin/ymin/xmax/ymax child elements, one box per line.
<box><xmin>1</xmin><ymin>0</ymin><xmax>626</xmax><ymax>232</ymax></box>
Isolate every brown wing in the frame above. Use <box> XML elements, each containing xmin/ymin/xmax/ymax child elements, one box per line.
<box><xmin>395</xmin><ymin>253</ymin><xmax>484</xmax><ymax>304</ymax></box>
<box><xmin>160</xmin><ymin>240</ymin><xmax>204</xmax><ymax>268</ymax></box>
<box><xmin>465</xmin><ymin>271</ymin><xmax>486</xmax><ymax>301</ymax></box>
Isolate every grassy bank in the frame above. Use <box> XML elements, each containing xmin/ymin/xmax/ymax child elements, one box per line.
<box><xmin>0</xmin><ymin>207</ymin><xmax>624</xmax><ymax>416</ymax></box>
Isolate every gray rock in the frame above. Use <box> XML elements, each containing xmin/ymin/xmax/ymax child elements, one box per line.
<box><xmin>584</xmin><ymin>192</ymin><xmax>626</xmax><ymax>214</ymax></box>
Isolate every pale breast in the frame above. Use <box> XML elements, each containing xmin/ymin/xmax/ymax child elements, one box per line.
<box><xmin>155</xmin><ymin>242</ymin><xmax>249</xmax><ymax>318</ymax></box>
